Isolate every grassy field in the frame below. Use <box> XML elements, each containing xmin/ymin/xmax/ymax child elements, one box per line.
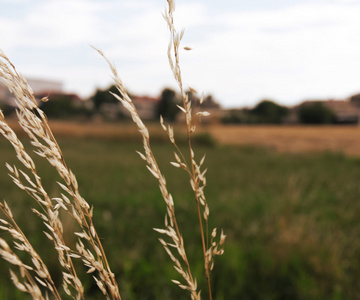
<box><xmin>208</xmin><ymin>124</ymin><xmax>360</xmax><ymax>156</ymax></box>
<box><xmin>7</xmin><ymin>119</ymin><xmax>360</xmax><ymax>155</ymax></box>
<box><xmin>10</xmin><ymin>120</ymin><xmax>360</xmax><ymax>156</ymax></box>
<box><xmin>1</xmin><ymin>122</ymin><xmax>360</xmax><ymax>299</ymax></box>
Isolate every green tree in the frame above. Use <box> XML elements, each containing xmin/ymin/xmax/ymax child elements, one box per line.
<box><xmin>91</xmin><ymin>85</ymin><xmax>121</xmax><ymax>112</ymax></box>
<box><xmin>40</xmin><ymin>94</ymin><xmax>89</xmax><ymax>119</ymax></box>
<box><xmin>251</xmin><ymin>100</ymin><xmax>289</xmax><ymax>124</ymax></box>
<box><xmin>298</xmin><ymin>102</ymin><xmax>335</xmax><ymax>124</ymax></box>
<box><xmin>0</xmin><ymin>103</ymin><xmax>15</xmax><ymax>117</ymax></box>
<box><xmin>156</xmin><ymin>88</ymin><xmax>179</xmax><ymax>122</ymax></box>
<box><xmin>202</xmin><ymin>94</ymin><xmax>221</xmax><ymax>109</ymax></box>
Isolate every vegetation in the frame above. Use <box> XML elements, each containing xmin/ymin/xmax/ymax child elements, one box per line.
<box><xmin>40</xmin><ymin>94</ymin><xmax>91</xmax><ymax>119</ymax></box>
<box><xmin>0</xmin><ymin>136</ymin><xmax>360</xmax><ymax>299</ymax></box>
<box><xmin>91</xmin><ymin>85</ymin><xmax>122</xmax><ymax>112</ymax></box>
<box><xmin>298</xmin><ymin>102</ymin><xmax>335</xmax><ymax>124</ymax></box>
<box><xmin>251</xmin><ymin>100</ymin><xmax>289</xmax><ymax>123</ymax></box>
<box><xmin>221</xmin><ymin>100</ymin><xmax>289</xmax><ymax>124</ymax></box>
<box><xmin>1</xmin><ymin>0</ymin><xmax>359</xmax><ymax>298</ymax></box>
<box><xmin>0</xmin><ymin>102</ymin><xmax>14</xmax><ymax>117</ymax></box>
<box><xmin>0</xmin><ymin>0</ymin><xmax>224</xmax><ymax>299</ymax></box>
<box><xmin>156</xmin><ymin>88</ymin><xmax>179</xmax><ymax>122</ymax></box>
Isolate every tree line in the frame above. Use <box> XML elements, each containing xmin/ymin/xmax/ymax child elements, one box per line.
<box><xmin>222</xmin><ymin>100</ymin><xmax>336</xmax><ymax>125</ymax></box>
<box><xmin>0</xmin><ymin>84</ymin><xmax>340</xmax><ymax>124</ymax></box>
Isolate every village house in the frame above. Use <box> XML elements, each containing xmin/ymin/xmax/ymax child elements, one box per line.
<box><xmin>0</xmin><ymin>78</ymin><xmax>89</xmax><ymax>117</ymax></box>
<box><xmin>100</xmin><ymin>95</ymin><xmax>159</xmax><ymax>121</ymax></box>
<box><xmin>0</xmin><ymin>77</ymin><xmax>64</xmax><ymax>105</ymax></box>
<box><xmin>176</xmin><ymin>92</ymin><xmax>223</xmax><ymax>124</ymax></box>
<box><xmin>324</xmin><ymin>100</ymin><xmax>360</xmax><ymax>123</ymax></box>
<box><xmin>27</xmin><ymin>78</ymin><xmax>63</xmax><ymax>96</ymax></box>
<box><xmin>0</xmin><ymin>82</ymin><xmax>11</xmax><ymax>104</ymax></box>
<box><xmin>127</xmin><ymin>95</ymin><xmax>159</xmax><ymax>120</ymax></box>
<box><xmin>285</xmin><ymin>99</ymin><xmax>360</xmax><ymax>124</ymax></box>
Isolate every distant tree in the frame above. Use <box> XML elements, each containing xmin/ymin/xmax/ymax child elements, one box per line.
<box><xmin>0</xmin><ymin>103</ymin><xmax>15</xmax><ymax>117</ymax></box>
<box><xmin>186</xmin><ymin>90</ymin><xmax>221</xmax><ymax>109</ymax></box>
<box><xmin>298</xmin><ymin>102</ymin><xmax>335</xmax><ymax>124</ymax></box>
<box><xmin>202</xmin><ymin>94</ymin><xmax>221</xmax><ymax>109</ymax></box>
<box><xmin>221</xmin><ymin>109</ymin><xmax>254</xmax><ymax>124</ymax></box>
<box><xmin>40</xmin><ymin>95</ymin><xmax>90</xmax><ymax>119</ymax></box>
<box><xmin>251</xmin><ymin>100</ymin><xmax>289</xmax><ymax>124</ymax></box>
<box><xmin>186</xmin><ymin>90</ymin><xmax>198</xmax><ymax>105</ymax></box>
<box><xmin>156</xmin><ymin>88</ymin><xmax>179</xmax><ymax>122</ymax></box>
<box><xmin>91</xmin><ymin>85</ymin><xmax>122</xmax><ymax>112</ymax></box>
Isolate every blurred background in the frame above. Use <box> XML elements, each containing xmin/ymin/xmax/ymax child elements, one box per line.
<box><xmin>1</xmin><ymin>0</ymin><xmax>360</xmax><ymax>299</ymax></box>
<box><xmin>1</xmin><ymin>0</ymin><xmax>360</xmax><ymax>108</ymax></box>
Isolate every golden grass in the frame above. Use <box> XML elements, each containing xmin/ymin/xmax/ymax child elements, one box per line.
<box><xmin>8</xmin><ymin>118</ymin><xmax>360</xmax><ymax>157</ymax></box>
<box><xmin>9</xmin><ymin>119</ymin><xmax>360</xmax><ymax>157</ymax></box>
<box><xmin>4</xmin><ymin>119</ymin><xmax>178</xmax><ymax>141</ymax></box>
<box><xmin>0</xmin><ymin>1</ymin><xmax>224</xmax><ymax>298</ymax></box>
<box><xmin>15</xmin><ymin>121</ymin><xmax>360</xmax><ymax>157</ymax></box>
<box><xmin>208</xmin><ymin>125</ymin><xmax>360</xmax><ymax>156</ymax></box>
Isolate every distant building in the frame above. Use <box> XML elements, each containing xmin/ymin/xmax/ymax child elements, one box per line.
<box><xmin>0</xmin><ymin>77</ymin><xmax>64</xmax><ymax>106</ymax></box>
<box><xmin>0</xmin><ymin>77</ymin><xmax>88</xmax><ymax>120</ymax></box>
<box><xmin>177</xmin><ymin>92</ymin><xmax>223</xmax><ymax>124</ymax></box>
<box><xmin>0</xmin><ymin>82</ymin><xmax>11</xmax><ymax>103</ymax></box>
<box><xmin>286</xmin><ymin>99</ymin><xmax>360</xmax><ymax>124</ymax></box>
<box><xmin>131</xmin><ymin>95</ymin><xmax>159</xmax><ymax>120</ymax></box>
<box><xmin>347</xmin><ymin>93</ymin><xmax>360</xmax><ymax>106</ymax></box>
<box><xmin>27</xmin><ymin>78</ymin><xmax>64</xmax><ymax>98</ymax></box>
<box><xmin>101</xmin><ymin>95</ymin><xmax>160</xmax><ymax>121</ymax></box>
<box><xmin>323</xmin><ymin>100</ymin><xmax>360</xmax><ymax>123</ymax></box>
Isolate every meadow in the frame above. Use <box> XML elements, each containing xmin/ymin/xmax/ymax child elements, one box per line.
<box><xmin>209</xmin><ymin>124</ymin><xmax>360</xmax><ymax>156</ymax></box>
<box><xmin>1</xmin><ymin>122</ymin><xmax>360</xmax><ymax>299</ymax></box>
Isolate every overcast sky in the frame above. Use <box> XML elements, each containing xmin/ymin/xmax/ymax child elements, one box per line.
<box><xmin>1</xmin><ymin>0</ymin><xmax>360</xmax><ymax>108</ymax></box>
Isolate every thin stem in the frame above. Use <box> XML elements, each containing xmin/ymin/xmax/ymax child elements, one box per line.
<box><xmin>166</xmin><ymin>2</ymin><xmax>213</xmax><ymax>297</ymax></box>
<box><xmin>186</xmin><ymin>110</ymin><xmax>212</xmax><ymax>300</ymax></box>
<box><xmin>0</xmin><ymin>205</ymin><xmax>62</xmax><ymax>300</ymax></box>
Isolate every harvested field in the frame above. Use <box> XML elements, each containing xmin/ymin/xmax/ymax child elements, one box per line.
<box><xmin>7</xmin><ymin>119</ymin><xmax>360</xmax><ymax>156</ymax></box>
<box><xmin>6</xmin><ymin>119</ymin><xmax>173</xmax><ymax>142</ymax></box>
<box><xmin>207</xmin><ymin>125</ymin><xmax>360</xmax><ymax>156</ymax></box>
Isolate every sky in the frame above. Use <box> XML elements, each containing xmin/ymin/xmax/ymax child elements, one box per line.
<box><xmin>1</xmin><ymin>0</ymin><xmax>360</xmax><ymax>108</ymax></box>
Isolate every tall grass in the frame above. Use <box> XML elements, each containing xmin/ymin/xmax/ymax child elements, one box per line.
<box><xmin>0</xmin><ymin>0</ymin><xmax>224</xmax><ymax>299</ymax></box>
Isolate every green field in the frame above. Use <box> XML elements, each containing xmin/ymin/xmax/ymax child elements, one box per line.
<box><xmin>1</xmin><ymin>133</ymin><xmax>360</xmax><ymax>299</ymax></box>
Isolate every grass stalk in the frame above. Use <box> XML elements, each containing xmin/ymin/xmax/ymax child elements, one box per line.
<box><xmin>0</xmin><ymin>0</ymin><xmax>224</xmax><ymax>299</ymax></box>
<box><xmin>0</xmin><ymin>49</ymin><xmax>121</xmax><ymax>299</ymax></box>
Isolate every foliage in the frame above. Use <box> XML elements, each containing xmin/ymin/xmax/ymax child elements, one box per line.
<box><xmin>0</xmin><ymin>1</ymin><xmax>224</xmax><ymax>299</ymax></box>
<box><xmin>221</xmin><ymin>109</ymin><xmax>255</xmax><ymax>124</ymax></box>
<box><xmin>221</xmin><ymin>100</ymin><xmax>289</xmax><ymax>124</ymax></box>
<box><xmin>187</xmin><ymin>91</ymin><xmax>220</xmax><ymax>109</ymax></box>
<box><xmin>156</xmin><ymin>88</ymin><xmax>179</xmax><ymax>122</ymax></box>
<box><xmin>91</xmin><ymin>85</ymin><xmax>122</xmax><ymax>112</ymax></box>
<box><xmin>192</xmin><ymin>132</ymin><xmax>217</xmax><ymax>147</ymax></box>
<box><xmin>1</xmin><ymin>137</ymin><xmax>360</xmax><ymax>299</ymax></box>
<box><xmin>251</xmin><ymin>99</ymin><xmax>289</xmax><ymax>124</ymax></box>
<box><xmin>0</xmin><ymin>103</ymin><xmax>15</xmax><ymax>117</ymax></box>
<box><xmin>298</xmin><ymin>102</ymin><xmax>335</xmax><ymax>124</ymax></box>
<box><xmin>40</xmin><ymin>94</ymin><xmax>91</xmax><ymax>119</ymax></box>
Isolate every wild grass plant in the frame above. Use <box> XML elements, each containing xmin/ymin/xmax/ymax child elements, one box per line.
<box><xmin>0</xmin><ymin>0</ymin><xmax>224</xmax><ymax>299</ymax></box>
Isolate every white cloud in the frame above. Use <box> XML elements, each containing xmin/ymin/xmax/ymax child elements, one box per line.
<box><xmin>18</xmin><ymin>0</ymin><xmax>104</xmax><ymax>48</ymax></box>
<box><xmin>333</xmin><ymin>0</ymin><xmax>360</xmax><ymax>3</ymax></box>
<box><xmin>0</xmin><ymin>0</ymin><xmax>28</xmax><ymax>3</ymax></box>
<box><xmin>176</xmin><ymin>2</ymin><xmax>360</xmax><ymax>107</ymax></box>
<box><xmin>2</xmin><ymin>0</ymin><xmax>360</xmax><ymax>108</ymax></box>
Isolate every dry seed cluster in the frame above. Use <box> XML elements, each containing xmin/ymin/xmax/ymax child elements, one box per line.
<box><xmin>0</xmin><ymin>0</ymin><xmax>224</xmax><ymax>299</ymax></box>
<box><xmin>0</xmin><ymin>50</ymin><xmax>120</xmax><ymax>300</ymax></box>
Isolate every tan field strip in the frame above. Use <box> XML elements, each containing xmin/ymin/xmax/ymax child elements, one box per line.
<box><xmin>5</xmin><ymin>119</ymin><xmax>360</xmax><ymax>156</ymax></box>
<box><xmin>45</xmin><ymin>122</ymin><xmax>360</xmax><ymax>157</ymax></box>
<box><xmin>208</xmin><ymin>125</ymin><xmax>360</xmax><ymax>156</ymax></box>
